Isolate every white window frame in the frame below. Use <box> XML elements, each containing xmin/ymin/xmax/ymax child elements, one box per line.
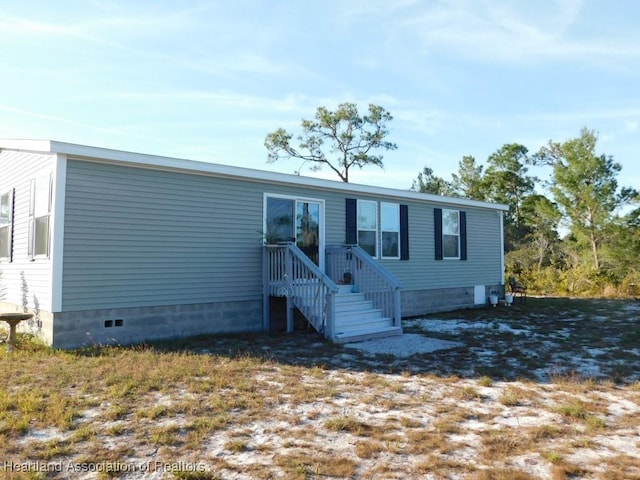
<box><xmin>29</xmin><ymin>174</ymin><xmax>52</xmax><ymax>259</ymax></box>
<box><xmin>380</xmin><ymin>202</ymin><xmax>400</xmax><ymax>259</ymax></box>
<box><xmin>442</xmin><ymin>208</ymin><xmax>460</xmax><ymax>260</ymax></box>
<box><xmin>0</xmin><ymin>189</ymin><xmax>14</xmax><ymax>262</ymax></box>
<box><xmin>357</xmin><ymin>199</ymin><xmax>378</xmax><ymax>257</ymax></box>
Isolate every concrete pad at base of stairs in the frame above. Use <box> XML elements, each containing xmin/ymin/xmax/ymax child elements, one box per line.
<box><xmin>344</xmin><ymin>333</ymin><xmax>463</xmax><ymax>358</ymax></box>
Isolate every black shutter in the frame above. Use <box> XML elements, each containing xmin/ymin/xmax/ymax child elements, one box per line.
<box><xmin>400</xmin><ymin>204</ymin><xmax>409</xmax><ymax>260</ymax></box>
<box><xmin>434</xmin><ymin>208</ymin><xmax>443</xmax><ymax>260</ymax></box>
<box><xmin>345</xmin><ymin>198</ymin><xmax>357</xmax><ymax>244</ymax></box>
<box><xmin>460</xmin><ymin>211</ymin><xmax>467</xmax><ymax>260</ymax></box>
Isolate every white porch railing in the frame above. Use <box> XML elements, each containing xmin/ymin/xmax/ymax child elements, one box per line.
<box><xmin>264</xmin><ymin>243</ymin><xmax>403</xmax><ymax>340</ymax></box>
<box><xmin>263</xmin><ymin>243</ymin><xmax>339</xmax><ymax>338</ymax></box>
<box><xmin>325</xmin><ymin>245</ymin><xmax>403</xmax><ymax>328</ymax></box>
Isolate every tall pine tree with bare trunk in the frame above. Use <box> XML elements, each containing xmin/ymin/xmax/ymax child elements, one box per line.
<box><xmin>534</xmin><ymin>127</ymin><xmax>636</xmax><ymax>272</ymax></box>
<box><xmin>264</xmin><ymin>103</ymin><xmax>397</xmax><ymax>183</ymax></box>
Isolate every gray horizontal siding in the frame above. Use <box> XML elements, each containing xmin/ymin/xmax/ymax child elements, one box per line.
<box><xmin>62</xmin><ymin>159</ymin><xmax>503</xmax><ymax>311</ymax></box>
<box><xmin>321</xmin><ymin>192</ymin><xmax>503</xmax><ymax>290</ymax></box>
<box><xmin>256</xmin><ymin>186</ymin><xmax>503</xmax><ymax>290</ymax></box>
<box><xmin>0</xmin><ymin>150</ymin><xmax>54</xmax><ymax>310</ymax></box>
<box><xmin>383</xmin><ymin>205</ymin><xmax>503</xmax><ymax>290</ymax></box>
<box><xmin>62</xmin><ymin>160</ymin><xmax>265</xmax><ymax>310</ymax></box>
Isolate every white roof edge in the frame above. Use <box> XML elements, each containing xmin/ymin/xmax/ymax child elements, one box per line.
<box><xmin>1</xmin><ymin>138</ymin><xmax>509</xmax><ymax>211</ymax></box>
<box><xmin>0</xmin><ymin>138</ymin><xmax>55</xmax><ymax>152</ymax></box>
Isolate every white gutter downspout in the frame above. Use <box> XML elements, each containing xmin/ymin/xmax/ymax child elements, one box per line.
<box><xmin>50</xmin><ymin>154</ymin><xmax>67</xmax><ymax>313</ymax></box>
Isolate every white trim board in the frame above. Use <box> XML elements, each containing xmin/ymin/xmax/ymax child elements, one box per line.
<box><xmin>1</xmin><ymin>139</ymin><xmax>510</xmax><ymax>212</ymax></box>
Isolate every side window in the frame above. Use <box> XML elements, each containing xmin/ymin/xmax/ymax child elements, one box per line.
<box><xmin>29</xmin><ymin>175</ymin><xmax>52</xmax><ymax>259</ymax></box>
<box><xmin>381</xmin><ymin>202</ymin><xmax>399</xmax><ymax>259</ymax></box>
<box><xmin>442</xmin><ymin>209</ymin><xmax>460</xmax><ymax>259</ymax></box>
<box><xmin>0</xmin><ymin>189</ymin><xmax>14</xmax><ymax>261</ymax></box>
<box><xmin>357</xmin><ymin>200</ymin><xmax>377</xmax><ymax>257</ymax></box>
<box><xmin>435</xmin><ymin>208</ymin><xmax>467</xmax><ymax>261</ymax></box>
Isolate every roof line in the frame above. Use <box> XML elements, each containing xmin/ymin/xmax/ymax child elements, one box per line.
<box><xmin>1</xmin><ymin>138</ymin><xmax>509</xmax><ymax>211</ymax></box>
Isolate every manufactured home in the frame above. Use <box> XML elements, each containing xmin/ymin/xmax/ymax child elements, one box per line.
<box><xmin>0</xmin><ymin>140</ymin><xmax>508</xmax><ymax>348</ymax></box>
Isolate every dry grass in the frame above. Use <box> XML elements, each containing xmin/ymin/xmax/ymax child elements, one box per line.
<box><xmin>274</xmin><ymin>451</ymin><xmax>357</xmax><ymax>479</ymax></box>
<box><xmin>2</xmin><ymin>297</ymin><xmax>640</xmax><ymax>479</ymax></box>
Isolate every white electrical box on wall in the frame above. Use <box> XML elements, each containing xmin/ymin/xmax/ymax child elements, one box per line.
<box><xmin>474</xmin><ymin>285</ymin><xmax>486</xmax><ymax>304</ymax></box>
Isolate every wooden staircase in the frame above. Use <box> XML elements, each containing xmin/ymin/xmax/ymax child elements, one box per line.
<box><xmin>324</xmin><ymin>285</ymin><xmax>402</xmax><ymax>343</ymax></box>
<box><xmin>264</xmin><ymin>243</ymin><xmax>403</xmax><ymax>343</ymax></box>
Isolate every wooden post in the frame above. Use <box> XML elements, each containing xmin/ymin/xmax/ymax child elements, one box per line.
<box><xmin>393</xmin><ymin>288</ymin><xmax>402</xmax><ymax>328</ymax></box>
<box><xmin>262</xmin><ymin>246</ymin><xmax>270</xmax><ymax>333</ymax></box>
<box><xmin>324</xmin><ymin>292</ymin><xmax>334</xmax><ymax>340</ymax></box>
<box><xmin>286</xmin><ymin>296</ymin><xmax>294</xmax><ymax>333</ymax></box>
<box><xmin>285</xmin><ymin>247</ymin><xmax>294</xmax><ymax>333</ymax></box>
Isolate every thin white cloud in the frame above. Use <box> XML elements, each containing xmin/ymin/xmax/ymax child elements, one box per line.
<box><xmin>77</xmin><ymin>90</ymin><xmax>314</xmax><ymax>115</ymax></box>
<box><xmin>0</xmin><ymin>5</ymin><xmax>346</xmax><ymax>88</ymax></box>
<box><xmin>0</xmin><ymin>104</ymin><xmax>99</xmax><ymax>129</ymax></box>
<box><xmin>0</xmin><ymin>3</ymin><xmax>199</xmax><ymax>38</ymax></box>
<box><xmin>345</xmin><ymin>0</ymin><xmax>639</xmax><ymax>65</ymax></box>
<box><xmin>519</xmin><ymin>108</ymin><xmax>640</xmax><ymax>123</ymax></box>
<box><xmin>336</xmin><ymin>0</ymin><xmax>421</xmax><ymax>22</ymax></box>
<box><xmin>0</xmin><ymin>103</ymin><xmax>202</xmax><ymax>154</ymax></box>
<box><xmin>0</xmin><ymin>14</ymin><xmax>96</xmax><ymax>41</ymax></box>
<box><xmin>0</xmin><ymin>12</ymin><xmax>155</xmax><ymax>60</ymax></box>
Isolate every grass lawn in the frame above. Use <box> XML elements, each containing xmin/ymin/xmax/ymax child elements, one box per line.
<box><xmin>1</xmin><ymin>297</ymin><xmax>640</xmax><ymax>479</ymax></box>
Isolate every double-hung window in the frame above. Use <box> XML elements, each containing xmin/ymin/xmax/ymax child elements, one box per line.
<box><xmin>442</xmin><ymin>209</ymin><xmax>460</xmax><ymax>259</ymax></box>
<box><xmin>357</xmin><ymin>200</ymin><xmax>377</xmax><ymax>257</ymax></box>
<box><xmin>0</xmin><ymin>189</ymin><xmax>14</xmax><ymax>261</ymax></box>
<box><xmin>346</xmin><ymin>198</ymin><xmax>409</xmax><ymax>260</ymax></box>
<box><xmin>434</xmin><ymin>207</ymin><xmax>467</xmax><ymax>261</ymax></box>
<box><xmin>29</xmin><ymin>175</ymin><xmax>52</xmax><ymax>259</ymax></box>
<box><xmin>381</xmin><ymin>202</ymin><xmax>400</xmax><ymax>259</ymax></box>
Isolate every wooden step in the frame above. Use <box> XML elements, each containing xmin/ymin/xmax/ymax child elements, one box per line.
<box><xmin>336</xmin><ymin>309</ymin><xmax>384</xmax><ymax>324</ymax></box>
<box><xmin>335</xmin><ymin>292</ymin><xmax>367</xmax><ymax>303</ymax></box>
<box><xmin>335</xmin><ymin>317</ymin><xmax>393</xmax><ymax>334</ymax></box>
<box><xmin>335</xmin><ymin>300</ymin><xmax>376</xmax><ymax>313</ymax></box>
<box><xmin>291</xmin><ymin>282</ymin><xmax>402</xmax><ymax>344</ymax></box>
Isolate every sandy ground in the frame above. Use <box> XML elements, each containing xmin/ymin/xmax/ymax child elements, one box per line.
<box><xmin>8</xmin><ymin>298</ymin><xmax>640</xmax><ymax>479</ymax></box>
<box><xmin>345</xmin><ymin>333</ymin><xmax>464</xmax><ymax>357</ymax></box>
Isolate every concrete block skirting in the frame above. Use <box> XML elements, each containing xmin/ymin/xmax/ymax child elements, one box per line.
<box><xmin>3</xmin><ymin>288</ymin><xmax>505</xmax><ymax>348</ymax></box>
<box><xmin>401</xmin><ymin>285</ymin><xmax>503</xmax><ymax>318</ymax></box>
<box><xmin>50</xmin><ymin>300</ymin><xmax>263</xmax><ymax>349</ymax></box>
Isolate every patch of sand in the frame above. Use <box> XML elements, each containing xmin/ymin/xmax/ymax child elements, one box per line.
<box><xmin>344</xmin><ymin>333</ymin><xmax>463</xmax><ymax>357</ymax></box>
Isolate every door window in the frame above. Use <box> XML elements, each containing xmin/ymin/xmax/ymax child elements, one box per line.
<box><xmin>296</xmin><ymin>201</ymin><xmax>320</xmax><ymax>265</ymax></box>
<box><xmin>265</xmin><ymin>197</ymin><xmax>294</xmax><ymax>243</ymax></box>
<box><xmin>265</xmin><ymin>195</ymin><xmax>324</xmax><ymax>269</ymax></box>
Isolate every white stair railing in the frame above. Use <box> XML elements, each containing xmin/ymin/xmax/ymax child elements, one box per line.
<box><xmin>264</xmin><ymin>243</ymin><xmax>339</xmax><ymax>338</ymax></box>
<box><xmin>325</xmin><ymin>245</ymin><xmax>403</xmax><ymax>328</ymax></box>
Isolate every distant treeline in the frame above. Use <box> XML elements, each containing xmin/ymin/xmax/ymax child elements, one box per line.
<box><xmin>412</xmin><ymin>127</ymin><xmax>640</xmax><ymax>297</ymax></box>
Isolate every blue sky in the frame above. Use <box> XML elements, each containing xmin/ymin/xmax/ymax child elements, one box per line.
<box><xmin>1</xmin><ymin>0</ymin><xmax>639</xmax><ymax>191</ymax></box>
